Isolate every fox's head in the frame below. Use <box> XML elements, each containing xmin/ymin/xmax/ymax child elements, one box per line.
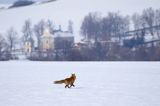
<box><xmin>71</xmin><ymin>73</ymin><xmax>76</xmax><ymax>77</ymax></box>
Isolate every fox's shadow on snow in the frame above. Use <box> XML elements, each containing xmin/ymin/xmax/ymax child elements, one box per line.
<box><xmin>54</xmin><ymin>85</ymin><xmax>84</xmax><ymax>90</ymax></box>
<box><xmin>71</xmin><ymin>86</ymin><xmax>83</xmax><ymax>89</ymax></box>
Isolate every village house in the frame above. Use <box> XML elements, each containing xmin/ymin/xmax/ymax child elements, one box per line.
<box><xmin>40</xmin><ymin>29</ymin><xmax>54</xmax><ymax>51</ymax></box>
<box><xmin>24</xmin><ymin>36</ymin><xmax>34</xmax><ymax>55</ymax></box>
<box><xmin>40</xmin><ymin>28</ymin><xmax>74</xmax><ymax>52</ymax></box>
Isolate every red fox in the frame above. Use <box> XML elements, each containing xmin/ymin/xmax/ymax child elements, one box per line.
<box><xmin>54</xmin><ymin>74</ymin><xmax>76</xmax><ymax>88</ymax></box>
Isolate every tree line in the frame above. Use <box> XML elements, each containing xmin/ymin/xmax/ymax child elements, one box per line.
<box><xmin>1</xmin><ymin>7</ymin><xmax>160</xmax><ymax>61</ymax></box>
<box><xmin>80</xmin><ymin>7</ymin><xmax>160</xmax><ymax>42</ymax></box>
<box><xmin>75</xmin><ymin>7</ymin><xmax>160</xmax><ymax>61</ymax></box>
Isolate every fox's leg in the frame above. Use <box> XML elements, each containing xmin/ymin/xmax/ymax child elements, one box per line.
<box><xmin>65</xmin><ymin>85</ymin><xmax>68</xmax><ymax>88</ymax></box>
<box><xmin>65</xmin><ymin>84</ymin><xmax>69</xmax><ymax>88</ymax></box>
<box><xmin>72</xmin><ymin>83</ymin><xmax>75</xmax><ymax>87</ymax></box>
<box><xmin>71</xmin><ymin>84</ymin><xmax>75</xmax><ymax>87</ymax></box>
<box><xmin>70</xmin><ymin>83</ymin><xmax>75</xmax><ymax>88</ymax></box>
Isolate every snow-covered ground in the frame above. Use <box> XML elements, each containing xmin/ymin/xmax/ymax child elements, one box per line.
<box><xmin>0</xmin><ymin>61</ymin><xmax>160</xmax><ymax>106</ymax></box>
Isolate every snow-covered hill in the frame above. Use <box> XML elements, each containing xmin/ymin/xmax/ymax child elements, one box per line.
<box><xmin>0</xmin><ymin>0</ymin><xmax>47</xmax><ymax>4</ymax></box>
<box><xmin>0</xmin><ymin>0</ymin><xmax>159</xmax><ymax>42</ymax></box>
<box><xmin>0</xmin><ymin>62</ymin><xmax>160</xmax><ymax>106</ymax></box>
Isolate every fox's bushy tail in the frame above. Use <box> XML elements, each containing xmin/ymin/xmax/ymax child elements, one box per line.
<box><xmin>54</xmin><ymin>80</ymin><xmax>64</xmax><ymax>84</ymax></box>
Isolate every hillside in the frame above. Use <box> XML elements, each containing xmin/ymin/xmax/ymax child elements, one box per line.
<box><xmin>0</xmin><ymin>0</ymin><xmax>47</xmax><ymax>4</ymax></box>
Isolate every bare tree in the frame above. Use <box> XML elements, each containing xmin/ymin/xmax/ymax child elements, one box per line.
<box><xmin>132</xmin><ymin>13</ymin><xmax>143</xmax><ymax>30</ymax></box>
<box><xmin>101</xmin><ymin>16</ymin><xmax>112</xmax><ymax>40</ymax></box>
<box><xmin>22</xmin><ymin>19</ymin><xmax>33</xmax><ymax>43</ymax></box>
<box><xmin>0</xmin><ymin>34</ymin><xmax>6</xmax><ymax>54</ymax></box>
<box><xmin>81</xmin><ymin>12</ymin><xmax>101</xmax><ymax>41</ymax></box>
<box><xmin>34</xmin><ymin>20</ymin><xmax>45</xmax><ymax>49</ymax></box>
<box><xmin>155</xmin><ymin>9</ymin><xmax>160</xmax><ymax>39</ymax></box>
<box><xmin>46</xmin><ymin>19</ymin><xmax>54</xmax><ymax>34</ymax></box>
<box><xmin>142</xmin><ymin>8</ymin><xmax>155</xmax><ymax>36</ymax></box>
<box><xmin>68</xmin><ymin>20</ymin><xmax>73</xmax><ymax>34</ymax></box>
<box><xmin>0</xmin><ymin>34</ymin><xmax>9</xmax><ymax>60</ymax></box>
<box><xmin>103</xmin><ymin>12</ymin><xmax>129</xmax><ymax>41</ymax></box>
<box><xmin>6</xmin><ymin>27</ymin><xmax>18</xmax><ymax>51</ymax></box>
<box><xmin>155</xmin><ymin>9</ymin><xmax>160</xmax><ymax>26</ymax></box>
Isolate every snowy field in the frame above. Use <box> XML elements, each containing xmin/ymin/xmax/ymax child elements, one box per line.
<box><xmin>0</xmin><ymin>61</ymin><xmax>160</xmax><ymax>106</ymax></box>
